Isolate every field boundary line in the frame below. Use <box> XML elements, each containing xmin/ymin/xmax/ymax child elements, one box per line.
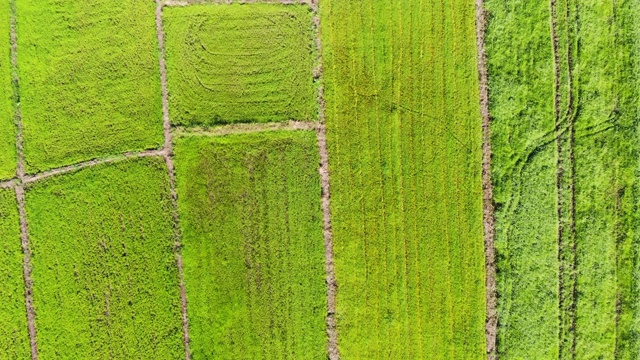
<box><xmin>23</xmin><ymin>150</ymin><xmax>165</xmax><ymax>184</ymax></box>
<box><xmin>173</xmin><ymin>120</ymin><xmax>319</xmax><ymax>137</ymax></box>
<box><xmin>311</xmin><ymin>1</ymin><xmax>339</xmax><ymax>359</ymax></box>
<box><xmin>10</xmin><ymin>0</ymin><xmax>38</xmax><ymax>358</ymax></box>
<box><xmin>163</xmin><ymin>0</ymin><xmax>312</xmax><ymax>7</ymax></box>
<box><xmin>0</xmin><ymin>179</ymin><xmax>17</xmax><ymax>189</ymax></box>
<box><xmin>155</xmin><ymin>2</ymin><xmax>192</xmax><ymax>359</ymax></box>
<box><xmin>474</xmin><ymin>0</ymin><xmax>497</xmax><ymax>358</ymax></box>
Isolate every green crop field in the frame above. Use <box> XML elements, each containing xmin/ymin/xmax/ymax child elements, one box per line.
<box><xmin>0</xmin><ymin>2</ymin><xmax>15</xmax><ymax>180</ymax></box>
<box><xmin>321</xmin><ymin>1</ymin><xmax>485</xmax><ymax>358</ymax></box>
<box><xmin>25</xmin><ymin>158</ymin><xmax>184</xmax><ymax>359</ymax></box>
<box><xmin>163</xmin><ymin>4</ymin><xmax>317</xmax><ymax>126</ymax></box>
<box><xmin>0</xmin><ymin>189</ymin><xmax>29</xmax><ymax>359</ymax></box>
<box><xmin>16</xmin><ymin>0</ymin><xmax>163</xmax><ymax>173</ymax></box>
<box><xmin>487</xmin><ymin>0</ymin><xmax>640</xmax><ymax>358</ymax></box>
<box><xmin>174</xmin><ymin>131</ymin><xmax>326</xmax><ymax>359</ymax></box>
<box><xmin>485</xmin><ymin>0</ymin><xmax>560</xmax><ymax>357</ymax></box>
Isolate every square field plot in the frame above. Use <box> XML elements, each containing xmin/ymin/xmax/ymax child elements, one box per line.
<box><xmin>174</xmin><ymin>131</ymin><xmax>326</xmax><ymax>359</ymax></box>
<box><xmin>17</xmin><ymin>0</ymin><xmax>164</xmax><ymax>173</ymax></box>
<box><xmin>0</xmin><ymin>2</ymin><xmax>15</xmax><ymax>180</ymax></box>
<box><xmin>164</xmin><ymin>4</ymin><xmax>317</xmax><ymax>126</ymax></box>
<box><xmin>26</xmin><ymin>158</ymin><xmax>184</xmax><ymax>359</ymax></box>
<box><xmin>0</xmin><ymin>190</ymin><xmax>30</xmax><ymax>359</ymax></box>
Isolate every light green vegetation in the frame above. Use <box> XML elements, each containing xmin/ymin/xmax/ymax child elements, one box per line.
<box><xmin>26</xmin><ymin>158</ymin><xmax>184</xmax><ymax>359</ymax></box>
<box><xmin>0</xmin><ymin>2</ymin><xmax>15</xmax><ymax>179</ymax></box>
<box><xmin>163</xmin><ymin>4</ymin><xmax>317</xmax><ymax>126</ymax></box>
<box><xmin>485</xmin><ymin>0</ymin><xmax>559</xmax><ymax>358</ymax></box>
<box><xmin>174</xmin><ymin>131</ymin><xmax>326</xmax><ymax>359</ymax></box>
<box><xmin>16</xmin><ymin>0</ymin><xmax>163</xmax><ymax>173</ymax></box>
<box><xmin>487</xmin><ymin>0</ymin><xmax>640</xmax><ymax>358</ymax></box>
<box><xmin>0</xmin><ymin>189</ymin><xmax>30</xmax><ymax>359</ymax></box>
<box><xmin>322</xmin><ymin>1</ymin><xmax>485</xmax><ymax>358</ymax></box>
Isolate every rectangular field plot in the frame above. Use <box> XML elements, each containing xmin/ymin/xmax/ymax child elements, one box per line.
<box><xmin>0</xmin><ymin>189</ymin><xmax>30</xmax><ymax>359</ymax></box>
<box><xmin>26</xmin><ymin>158</ymin><xmax>184</xmax><ymax>359</ymax></box>
<box><xmin>174</xmin><ymin>131</ymin><xmax>326</xmax><ymax>359</ymax></box>
<box><xmin>163</xmin><ymin>4</ymin><xmax>317</xmax><ymax>126</ymax></box>
<box><xmin>0</xmin><ymin>2</ymin><xmax>15</xmax><ymax>180</ymax></box>
<box><xmin>485</xmin><ymin>0</ymin><xmax>560</xmax><ymax>358</ymax></box>
<box><xmin>321</xmin><ymin>0</ymin><xmax>486</xmax><ymax>358</ymax></box>
<box><xmin>487</xmin><ymin>0</ymin><xmax>640</xmax><ymax>358</ymax></box>
<box><xmin>16</xmin><ymin>0</ymin><xmax>164</xmax><ymax>173</ymax></box>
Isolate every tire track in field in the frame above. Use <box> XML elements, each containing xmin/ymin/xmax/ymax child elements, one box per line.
<box><xmin>311</xmin><ymin>1</ymin><xmax>340</xmax><ymax>358</ymax></box>
<box><xmin>156</xmin><ymin>2</ymin><xmax>192</xmax><ymax>359</ymax></box>
<box><xmin>10</xmin><ymin>0</ymin><xmax>38</xmax><ymax>358</ymax></box>
<box><xmin>473</xmin><ymin>0</ymin><xmax>497</xmax><ymax>358</ymax></box>
<box><xmin>549</xmin><ymin>0</ymin><xmax>577</xmax><ymax>357</ymax></box>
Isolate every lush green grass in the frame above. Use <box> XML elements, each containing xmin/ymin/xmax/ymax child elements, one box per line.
<box><xmin>174</xmin><ymin>131</ymin><xmax>326</xmax><ymax>359</ymax></box>
<box><xmin>16</xmin><ymin>0</ymin><xmax>163</xmax><ymax>173</ymax></box>
<box><xmin>572</xmin><ymin>1</ymin><xmax>640</xmax><ymax>358</ymax></box>
<box><xmin>0</xmin><ymin>189</ymin><xmax>30</xmax><ymax>359</ymax></box>
<box><xmin>163</xmin><ymin>4</ymin><xmax>317</xmax><ymax>126</ymax></box>
<box><xmin>0</xmin><ymin>2</ymin><xmax>15</xmax><ymax>179</ymax></box>
<box><xmin>485</xmin><ymin>0</ymin><xmax>560</xmax><ymax>358</ymax></box>
<box><xmin>26</xmin><ymin>158</ymin><xmax>184</xmax><ymax>359</ymax></box>
<box><xmin>487</xmin><ymin>0</ymin><xmax>640</xmax><ymax>358</ymax></box>
<box><xmin>322</xmin><ymin>1</ymin><xmax>485</xmax><ymax>358</ymax></box>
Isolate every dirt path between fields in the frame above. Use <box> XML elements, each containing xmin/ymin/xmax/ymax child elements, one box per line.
<box><xmin>24</xmin><ymin>150</ymin><xmax>165</xmax><ymax>184</ymax></box>
<box><xmin>163</xmin><ymin>0</ymin><xmax>311</xmax><ymax>6</ymax></box>
<box><xmin>10</xmin><ymin>1</ymin><xmax>38</xmax><ymax>358</ymax></box>
<box><xmin>311</xmin><ymin>3</ymin><xmax>340</xmax><ymax>359</ymax></box>
<box><xmin>155</xmin><ymin>2</ymin><xmax>192</xmax><ymax>359</ymax></box>
<box><xmin>474</xmin><ymin>0</ymin><xmax>497</xmax><ymax>358</ymax></box>
<box><xmin>173</xmin><ymin>121</ymin><xmax>318</xmax><ymax>137</ymax></box>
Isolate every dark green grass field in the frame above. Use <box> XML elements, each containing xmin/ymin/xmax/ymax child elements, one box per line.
<box><xmin>174</xmin><ymin>131</ymin><xmax>326</xmax><ymax>359</ymax></box>
<box><xmin>26</xmin><ymin>158</ymin><xmax>184</xmax><ymax>359</ymax></box>
<box><xmin>16</xmin><ymin>0</ymin><xmax>164</xmax><ymax>173</ymax></box>
<box><xmin>163</xmin><ymin>4</ymin><xmax>317</xmax><ymax>126</ymax></box>
<box><xmin>485</xmin><ymin>0</ymin><xmax>559</xmax><ymax>357</ymax></box>
<box><xmin>0</xmin><ymin>2</ymin><xmax>15</xmax><ymax>179</ymax></box>
<box><xmin>487</xmin><ymin>0</ymin><xmax>640</xmax><ymax>358</ymax></box>
<box><xmin>0</xmin><ymin>189</ymin><xmax>29</xmax><ymax>359</ymax></box>
<box><xmin>321</xmin><ymin>0</ymin><xmax>485</xmax><ymax>358</ymax></box>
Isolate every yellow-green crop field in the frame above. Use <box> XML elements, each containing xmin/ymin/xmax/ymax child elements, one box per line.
<box><xmin>174</xmin><ymin>131</ymin><xmax>326</xmax><ymax>359</ymax></box>
<box><xmin>1</xmin><ymin>0</ymin><xmax>639</xmax><ymax>359</ymax></box>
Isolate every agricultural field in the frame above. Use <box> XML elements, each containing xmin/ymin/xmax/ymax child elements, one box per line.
<box><xmin>487</xmin><ymin>0</ymin><xmax>640</xmax><ymax>358</ymax></box>
<box><xmin>0</xmin><ymin>189</ymin><xmax>29</xmax><ymax>359</ymax></box>
<box><xmin>321</xmin><ymin>0</ymin><xmax>486</xmax><ymax>358</ymax></box>
<box><xmin>25</xmin><ymin>158</ymin><xmax>184</xmax><ymax>359</ymax></box>
<box><xmin>2</xmin><ymin>0</ymin><xmax>640</xmax><ymax>359</ymax></box>
<box><xmin>0</xmin><ymin>2</ymin><xmax>15</xmax><ymax>179</ymax></box>
<box><xmin>174</xmin><ymin>131</ymin><xmax>326</xmax><ymax>359</ymax></box>
<box><xmin>16</xmin><ymin>0</ymin><xmax>164</xmax><ymax>173</ymax></box>
<box><xmin>163</xmin><ymin>4</ymin><xmax>317</xmax><ymax>126</ymax></box>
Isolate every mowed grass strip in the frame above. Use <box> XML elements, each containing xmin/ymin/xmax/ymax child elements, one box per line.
<box><xmin>485</xmin><ymin>0</ymin><xmax>560</xmax><ymax>358</ymax></box>
<box><xmin>163</xmin><ymin>4</ymin><xmax>317</xmax><ymax>126</ymax></box>
<box><xmin>322</xmin><ymin>1</ymin><xmax>485</xmax><ymax>358</ymax></box>
<box><xmin>16</xmin><ymin>0</ymin><xmax>163</xmax><ymax>173</ymax></box>
<box><xmin>26</xmin><ymin>158</ymin><xmax>184</xmax><ymax>359</ymax></box>
<box><xmin>0</xmin><ymin>189</ymin><xmax>30</xmax><ymax>359</ymax></box>
<box><xmin>0</xmin><ymin>1</ymin><xmax>15</xmax><ymax>180</ymax></box>
<box><xmin>174</xmin><ymin>131</ymin><xmax>326</xmax><ymax>359</ymax></box>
